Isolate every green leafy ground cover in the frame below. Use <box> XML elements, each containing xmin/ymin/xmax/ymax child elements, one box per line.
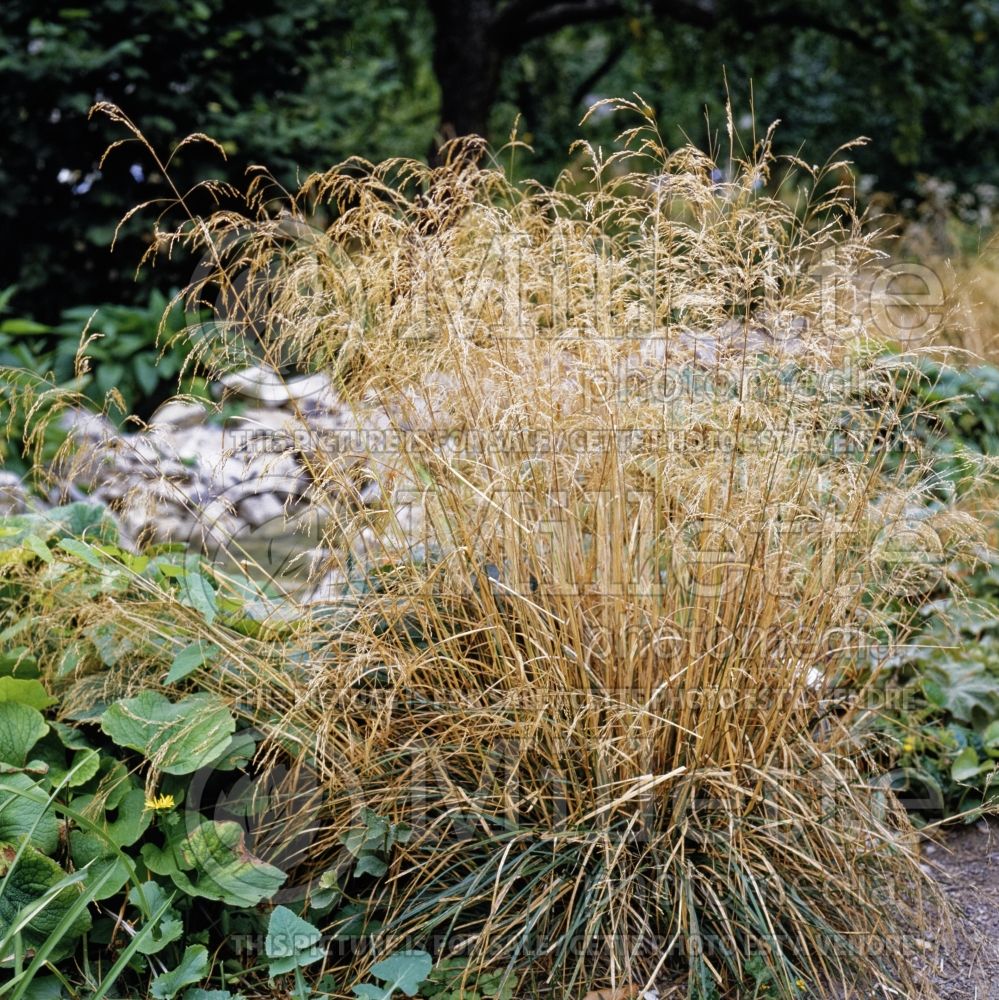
<box><xmin>0</xmin><ymin>503</ymin><xmax>520</xmax><ymax>998</ymax></box>
<box><xmin>868</xmin><ymin>360</ymin><xmax>999</xmax><ymax>820</ymax></box>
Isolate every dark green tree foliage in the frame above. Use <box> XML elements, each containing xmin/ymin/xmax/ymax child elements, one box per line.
<box><xmin>2</xmin><ymin>0</ymin><xmax>997</xmax><ymax>319</ymax></box>
<box><xmin>484</xmin><ymin>1</ymin><xmax>999</xmax><ymax>194</ymax></box>
<box><xmin>0</xmin><ymin>0</ymin><xmax>436</xmax><ymax>319</ymax></box>
<box><xmin>711</xmin><ymin>0</ymin><xmax>999</xmax><ymax>194</ymax></box>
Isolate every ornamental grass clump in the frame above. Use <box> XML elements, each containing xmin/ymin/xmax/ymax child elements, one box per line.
<box><xmin>68</xmin><ymin>100</ymin><xmax>986</xmax><ymax>998</ymax></box>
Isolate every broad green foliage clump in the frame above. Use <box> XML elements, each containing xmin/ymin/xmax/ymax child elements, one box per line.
<box><xmin>884</xmin><ymin>602</ymin><xmax>999</xmax><ymax>819</ymax></box>
<box><xmin>896</xmin><ymin>359</ymin><xmax>999</xmax><ymax>497</ymax></box>
<box><xmin>0</xmin><ymin>2</ymin><xmax>436</xmax><ymax>316</ymax></box>
<box><xmin>0</xmin><ymin>506</ymin><xmax>275</xmax><ymax>997</ymax></box>
<box><xmin>0</xmin><ymin>288</ymin><xmax>210</xmax><ymax>473</ymax></box>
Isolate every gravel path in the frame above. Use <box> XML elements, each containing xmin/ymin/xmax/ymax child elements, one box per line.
<box><xmin>922</xmin><ymin>817</ymin><xmax>999</xmax><ymax>999</ymax></box>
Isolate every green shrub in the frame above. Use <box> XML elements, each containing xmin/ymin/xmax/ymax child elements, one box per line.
<box><xmin>0</xmin><ymin>505</ymin><xmax>286</xmax><ymax>997</ymax></box>
<box><xmin>1</xmin><ymin>288</ymin><xmax>208</xmax><ymax>418</ymax></box>
<box><xmin>872</xmin><ymin>555</ymin><xmax>999</xmax><ymax>822</ymax></box>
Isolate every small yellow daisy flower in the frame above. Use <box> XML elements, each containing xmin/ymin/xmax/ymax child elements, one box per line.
<box><xmin>795</xmin><ymin>979</ymin><xmax>807</xmax><ymax>990</ymax></box>
<box><xmin>144</xmin><ymin>793</ymin><xmax>176</xmax><ymax>812</ymax></box>
<box><xmin>901</xmin><ymin>737</ymin><xmax>916</xmax><ymax>754</ymax></box>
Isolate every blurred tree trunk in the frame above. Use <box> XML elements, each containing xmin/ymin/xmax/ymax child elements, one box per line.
<box><xmin>427</xmin><ymin>0</ymin><xmax>503</xmax><ymax>160</ymax></box>
<box><xmin>426</xmin><ymin>0</ymin><xmax>629</xmax><ymax>162</ymax></box>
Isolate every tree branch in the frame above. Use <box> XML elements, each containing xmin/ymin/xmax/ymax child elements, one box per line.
<box><xmin>740</xmin><ymin>5</ymin><xmax>875</xmax><ymax>52</ymax></box>
<box><xmin>571</xmin><ymin>41</ymin><xmax>628</xmax><ymax>108</ymax></box>
<box><xmin>496</xmin><ymin>0</ymin><xmax>627</xmax><ymax>51</ymax></box>
<box><xmin>496</xmin><ymin>0</ymin><xmax>873</xmax><ymax>54</ymax></box>
<box><xmin>649</xmin><ymin>0</ymin><xmax>719</xmax><ymax>29</ymax></box>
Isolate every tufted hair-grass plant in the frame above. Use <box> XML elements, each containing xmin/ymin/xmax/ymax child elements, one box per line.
<box><xmin>38</xmin><ymin>98</ymin><xmax>993</xmax><ymax>998</ymax></box>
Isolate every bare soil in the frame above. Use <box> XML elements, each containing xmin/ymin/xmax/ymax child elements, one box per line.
<box><xmin>921</xmin><ymin>817</ymin><xmax>999</xmax><ymax>999</ymax></box>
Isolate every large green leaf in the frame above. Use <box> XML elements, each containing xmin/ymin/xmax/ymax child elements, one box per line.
<box><xmin>85</xmin><ymin>622</ymin><xmax>136</xmax><ymax>667</ymax></box>
<box><xmin>70</xmin><ymin>786</ymin><xmax>150</xmax><ymax>849</ymax></box>
<box><xmin>56</xmin><ymin>538</ymin><xmax>105</xmax><ymax>570</ymax></box>
<box><xmin>65</xmin><ymin>838</ymin><xmax>131</xmax><ymax>902</ymax></box>
<box><xmin>179</xmin><ymin>570</ymin><xmax>218</xmax><ymax>625</ymax></box>
<box><xmin>17</xmin><ymin>975</ymin><xmax>63</xmax><ymax>998</ymax></box>
<box><xmin>62</xmin><ymin>748</ymin><xmax>102</xmax><ymax>788</ymax></box>
<box><xmin>353</xmin><ymin>951</ymin><xmax>433</xmax><ymax>999</ymax></box>
<box><xmin>51</xmin><ymin>503</ymin><xmax>120</xmax><ymax>543</ymax></box>
<box><xmin>143</xmin><ymin>820</ymin><xmax>286</xmax><ymax>908</ymax></box>
<box><xmin>920</xmin><ymin>656</ymin><xmax>999</xmax><ymax>728</ymax></box>
<box><xmin>0</xmin><ymin>678</ymin><xmax>54</xmax><ymax>710</ymax></box>
<box><xmin>951</xmin><ymin>747</ymin><xmax>984</xmax><ymax>783</ymax></box>
<box><xmin>128</xmin><ymin>881</ymin><xmax>183</xmax><ymax>955</ymax></box>
<box><xmin>0</xmin><ymin>503</ymin><xmax>117</xmax><ymax>549</ymax></box>
<box><xmin>166</xmin><ymin>641</ymin><xmax>221</xmax><ymax>684</ymax></box>
<box><xmin>67</xmin><ymin>785</ymin><xmax>152</xmax><ymax>900</ymax></box>
<box><xmin>0</xmin><ymin>841</ymin><xmax>92</xmax><ymax>953</ymax></box>
<box><xmin>0</xmin><ymin>775</ymin><xmax>59</xmax><ymax>854</ymax></box>
<box><xmin>0</xmin><ymin>646</ymin><xmax>39</xmax><ymax>679</ymax></box>
<box><xmin>0</xmin><ymin>702</ymin><xmax>48</xmax><ymax>767</ymax></box>
<box><xmin>100</xmin><ymin>691</ymin><xmax>235</xmax><ymax>775</ymax></box>
<box><xmin>983</xmin><ymin>720</ymin><xmax>999</xmax><ymax>757</ymax></box>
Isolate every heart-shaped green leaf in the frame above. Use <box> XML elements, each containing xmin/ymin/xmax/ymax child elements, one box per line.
<box><xmin>150</xmin><ymin>944</ymin><xmax>210</xmax><ymax>999</ymax></box>
<box><xmin>166</xmin><ymin>641</ymin><xmax>221</xmax><ymax>684</ymax></box>
<box><xmin>0</xmin><ymin>774</ymin><xmax>59</xmax><ymax>853</ymax></box>
<box><xmin>129</xmin><ymin>881</ymin><xmax>183</xmax><ymax>956</ymax></box>
<box><xmin>0</xmin><ymin>647</ymin><xmax>39</xmax><ymax>679</ymax></box>
<box><xmin>179</xmin><ymin>570</ymin><xmax>218</xmax><ymax>624</ymax></box>
<box><xmin>146</xmin><ymin>820</ymin><xmax>286</xmax><ymax>908</ymax></box>
<box><xmin>923</xmin><ymin>657</ymin><xmax>999</xmax><ymax>727</ymax></box>
<box><xmin>982</xmin><ymin>719</ymin><xmax>999</xmax><ymax>756</ymax></box>
<box><xmin>265</xmin><ymin>905</ymin><xmax>324</xmax><ymax>977</ymax></box>
<box><xmin>951</xmin><ymin>746</ymin><xmax>983</xmax><ymax>783</ymax></box>
<box><xmin>354</xmin><ymin>951</ymin><xmax>433</xmax><ymax>999</ymax></box>
<box><xmin>0</xmin><ymin>677</ymin><xmax>55</xmax><ymax>710</ymax></box>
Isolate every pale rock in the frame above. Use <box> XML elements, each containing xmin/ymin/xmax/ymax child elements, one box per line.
<box><xmin>236</xmin><ymin>491</ymin><xmax>287</xmax><ymax>528</ymax></box>
<box><xmin>0</xmin><ymin>471</ymin><xmax>29</xmax><ymax>515</ymax></box>
<box><xmin>47</xmin><ymin>369</ymin><xmax>424</xmax><ymax>604</ymax></box>
<box><xmin>218</xmin><ymin>365</ymin><xmax>293</xmax><ymax>405</ymax></box>
<box><xmin>285</xmin><ymin>371</ymin><xmax>333</xmax><ymax>402</ymax></box>
<box><xmin>148</xmin><ymin>400</ymin><xmax>208</xmax><ymax>429</ymax></box>
<box><xmin>59</xmin><ymin>408</ymin><xmax>117</xmax><ymax>444</ymax></box>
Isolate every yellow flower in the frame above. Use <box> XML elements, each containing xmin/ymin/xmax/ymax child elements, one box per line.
<box><xmin>795</xmin><ymin>979</ymin><xmax>807</xmax><ymax>990</ymax></box>
<box><xmin>901</xmin><ymin>737</ymin><xmax>916</xmax><ymax>754</ymax></box>
<box><xmin>144</xmin><ymin>793</ymin><xmax>175</xmax><ymax>812</ymax></box>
